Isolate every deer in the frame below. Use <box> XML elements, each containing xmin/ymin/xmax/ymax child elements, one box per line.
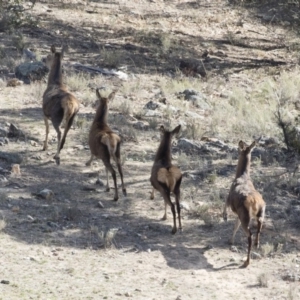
<box><xmin>223</xmin><ymin>140</ymin><xmax>266</xmax><ymax>268</ymax></box>
<box><xmin>42</xmin><ymin>45</ymin><xmax>80</xmax><ymax>165</ymax></box>
<box><xmin>150</xmin><ymin>125</ymin><xmax>182</xmax><ymax>234</ymax></box>
<box><xmin>86</xmin><ymin>88</ymin><xmax>126</xmax><ymax>201</ymax></box>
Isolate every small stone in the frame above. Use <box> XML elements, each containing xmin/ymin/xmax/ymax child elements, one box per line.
<box><xmin>30</xmin><ymin>140</ymin><xmax>37</xmax><ymax>146</ymax></box>
<box><xmin>27</xmin><ymin>215</ymin><xmax>35</xmax><ymax>221</ymax></box>
<box><xmin>38</xmin><ymin>189</ymin><xmax>54</xmax><ymax>200</ymax></box>
<box><xmin>252</xmin><ymin>252</ymin><xmax>262</xmax><ymax>259</ymax></box>
<box><xmin>11</xmin><ymin>164</ymin><xmax>21</xmax><ymax>176</ymax></box>
<box><xmin>74</xmin><ymin>145</ymin><xmax>84</xmax><ymax>150</ymax></box>
<box><xmin>11</xmin><ymin>206</ymin><xmax>20</xmax><ymax>213</ymax></box>
<box><xmin>124</xmin><ymin>292</ymin><xmax>132</xmax><ymax>297</ymax></box>
<box><xmin>97</xmin><ymin>201</ymin><xmax>104</xmax><ymax>208</ymax></box>
<box><xmin>0</xmin><ymin>280</ymin><xmax>9</xmax><ymax>284</ymax></box>
<box><xmin>180</xmin><ymin>202</ymin><xmax>190</xmax><ymax>211</ymax></box>
<box><xmin>230</xmin><ymin>245</ymin><xmax>239</xmax><ymax>252</ymax></box>
<box><xmin>144</xmin><ymin>101</ymin><xmax>159</xmax><ymax>110</ymax></box>
<box><xmin>95</xmin><ymin>178</ymin><xmax>105</xmax><ymax>186</ymax></box>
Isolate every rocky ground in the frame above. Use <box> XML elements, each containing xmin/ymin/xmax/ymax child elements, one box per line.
<box><xmin>0</xmin><ymin>0</ymin><xmax>300</xmax><ymax>299</ymax></box>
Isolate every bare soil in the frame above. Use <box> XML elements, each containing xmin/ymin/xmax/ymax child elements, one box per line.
<box><xmin>0</xmin><ymin>1</ymin><xmax>300</xmax><ymax>299</ymax></box>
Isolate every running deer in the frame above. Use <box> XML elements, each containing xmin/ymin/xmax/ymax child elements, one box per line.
<box><xmin>42</xmin><ymin>45</ymin><xmax>80</xmax><ymax>165</ymax></box>
<box><xmin>223</xmin><ymin>140</ymin><xmax>266</xmax><ymax>268</ymax></box>
<box><xmin>150</xmin><ymin>125</ymin><xmax>182</xmax><ymax>234</ymax></box>
<box><xmin>86</xmin><ymin>89</ymin><xmax>126</xmax><ymax>201</ymax></box>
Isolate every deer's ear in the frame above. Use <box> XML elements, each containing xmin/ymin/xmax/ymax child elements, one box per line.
<box><xmin>95</xmin><ymin>88</ymin><xmax>102</xmax><ymax>100</ymax></box>
<box><xmin>50</xmin><ymin>45</ymin><xmax>56</xmax><ymax>54</ymax></box>
<box><xmin>238</xmin><ymin>140</ymin><xmax>245</xmax><ymax>150</ymax></box>
<box><xmin>107</xmin><ymin>90</ymin><xmax>117</xmax><ymax>102</ymax></box>
<box><xmin>249</xmin><ymin>141</ymin><xmax>256</xmax><ymax>151</ymax></box>
<box><xmin>172</xmin><ymin>124</ymin><xmax>181</xmax><ymax>136</ymax></box>
<box><xmin>159</xmin><ymin>125</ymin><xmax>165</xmax><ymax>134</ymax></box>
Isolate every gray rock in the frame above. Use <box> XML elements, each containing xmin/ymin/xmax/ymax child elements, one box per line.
<box><xmin>144</xmin><ymin>101</ymin><xmax>159</xmax><ymax>110</ymax></box>
<box><xmin>8</xmin><ymin>123</ymin><xmax>25</xmax><ymax>138</ymax></box>
<box><xmin>144</xmin><ymin>110</ymin><xmax>162</xmax><ymax>117</ymax></box>
<box><xmin>0</xmin><ymin>151</ymin><xmax>23</xmax><ymax>164</ymax></box>
<box><xmin>38</xmin><ymin>189</ymin><xmax>54</xmax><ymax>200</ymax></box>
<box><xmin>0</xmin><ymin>137</ymin><xmax>8</xmax><ymax>145</ymax></box>
<box><xmin>178</xmin><ymin>89</ymin><xmax>211</xmax><ymax>110</ymax></box>
<box><xmin>23</xmin><ymin>48</ymin><xmax>36</xmax><ymax>61</ymax></box>
<box><xmin>185</xmin><ymin>111</ymin><xmax>204</xmax><ymax>120</ymax></box>
<box><xmin>177</xmin><ymin>138</ymin><xmax>203</xmax><ymax>152</ymax></box>
<box><xmin>0</xmin><ymin>126</ymin><xmax>9</xmax><ymax>137</ymax></box>
<box><xmin>132</xmin><ymin>121</ymin><xmax>149</xmax><ymax>130</ymax></box>
<box><xmin>15</xmin><ymin>61</ymin><xmax>48</xmax><ymax>83</ymax></box>
<box><xmin>0</xmin><ymin>175</ymin><xmax>8</xmax><ymax>183</ymax></box>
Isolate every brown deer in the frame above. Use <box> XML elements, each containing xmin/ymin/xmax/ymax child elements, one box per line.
<box><xmin>223</xmin><ymin>140</ymin><xmax>266</xmax><ymax>268</ymax></box>
<box><xmin>86</xmin><ymin>89</ymin><xmax>126</xmax><ymax>201</ymax></box>
<box><xmin>150</xmin><ymin>125</ymin><xmax>182</xmax><ymax>234</ymax></box>
<box><xmin>42</xmin><ymin>45</ymin><xmax>80</xmax><ymax>165</ymax></box>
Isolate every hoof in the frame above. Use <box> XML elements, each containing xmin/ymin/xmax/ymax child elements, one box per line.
<box><xmin>123</xmin><ymin>188</ymin><xmax>127</xmax><ymax>196</ymax></box>
<box><xmin>241</xmin><ymin>261</ymin><xmax>250</xmax><ymax>268</ymax></box>
<box><xmin>150</xmin><ymin>195</ymin><xmax>154</xmax><ymax>200</ymax></box>
<box><xmin>113</xmin><ymin>196</ymin><xmax>119</xmax><ymax>201</ymax></box>
<box><xmin>161</xmin><ymin>215</ymin><xmax>167</xmax><ymax>221</ymax></box>
<box><xmin>85</xmin><ymin>161</ymin><xmax>91</xmax><ymax>166</ymax></box>
<box><xmin>54</xmin><ymin>157</ymin><xmax>60</xmax><ymax>165</ymax></box>
<box><xmin>106</xmin><ymin>187</ymin><xmax>110</xmax><ymax>192</ymax></box>
<box><xmin>223</xmin><ymin>213</ymin><xmax>227</xmax><ymax>222</ymax></box>
<box><xmin>171</xmin><ymin>228</ymin><xmax>177</xmax><ymax>235</ymax></box>
<box><xmin>42</xmin><ymin>146</ymin><xmax>47</xmax><ymax>151</ymax></box>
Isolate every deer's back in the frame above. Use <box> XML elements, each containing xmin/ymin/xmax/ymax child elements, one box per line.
<box><xmin>43</xmin><ymin>85</ymin><xmax>79</xmax><ymax>117</ymax></box>
<box><xmin>88</xmin><ymin>124</ymin><xmax>119</xmax><ymax>158</ymax></box>
<box><xmin>151</xmin><ymin>161</ymin><xmax>181</xmax><ymax>192</ymax></box>
<box><xmin>228</xmin><ymin>177</ymin><xmax>265</xmax><ymax>217</ymax></box>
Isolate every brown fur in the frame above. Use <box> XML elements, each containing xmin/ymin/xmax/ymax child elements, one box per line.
<box><xmin>223</xmin><ymin>140</ymin><xmax>266</xmax><ymax>268</ymax></box>
<box><xmin>42</xmin><ymin>45</ymin><xmax>80</xmax><ymax>165</ymax></box>
<box><xmin>86</xmin><ymin>89</ymin><xmax>126</xmax><ymax>201</ymax></box>
<box><xmin>150</xmin><ymin>125</ymin><xmax>182</xmax><ymax>234</ymax></box>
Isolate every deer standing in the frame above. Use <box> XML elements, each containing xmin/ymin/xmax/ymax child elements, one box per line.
<box><xmin>42</xmin><ymin>45</ymin><xmax>80</xmax><ymax>165</ymax></box>
<box><xmin>86</xmin><ymin>89</ymin><xmax>126</xmax><ymax>201</ymax></box>
<box><xmin>223</xmin><ymin>141</ymin><xmax>266</xmax><ymax>267</ymax></box>
<box><xmin>150</xmin><ymin>125</ymin><xmax>182</xmax><ymax>234</ymax></box>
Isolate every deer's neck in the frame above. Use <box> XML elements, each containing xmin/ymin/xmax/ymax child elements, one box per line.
<box><xmin>235</xmin><ymin>155</ymin><xmax>251</xmax><ymax>179</ymax></box>
<box><xmin>155</xmin><ymin>136</ymin><xmax>172</xmax><ymax>165</ymax></box>
<box><xmin>94</xmin><ymin>104</ymin><xmax>108</xmax><ymax>126</ymax></box>
<box><xmin>47</xmin><ymin>57</ymin><xmax>63</xmax><ymax>87</ymax></box>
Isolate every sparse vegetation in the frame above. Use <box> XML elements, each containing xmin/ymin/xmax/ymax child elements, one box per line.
<box><xmin>258</xmin><ymin>273</ymin><xmax>269</xmax><ymax>288</ymax></box>
<box><xmin>261</xmin><ymin>243</ymin><xmax>275</xmax><ymax>257</ymax></box>
<box><xmin>0</xmin><ymin>0</ymin><xmax>300</xmax><ymax>298</ymax></box>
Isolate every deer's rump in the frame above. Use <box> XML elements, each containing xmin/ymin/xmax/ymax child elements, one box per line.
<box><xmin>157</xmin><ymin>166</ymin><xmax>182</xmax><ymax>192</ymax></box>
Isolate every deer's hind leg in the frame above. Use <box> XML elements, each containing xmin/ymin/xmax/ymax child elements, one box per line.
<box><xmin>174</xmin><ymin>177</ymin><xmax>182</xmax><ymax>232</ymax></box>
<box><xmin>43</xmin><ymin>116</ymin><xmax>50</xmax><ymax>151</ymax></box>
<box><xmin>230</xmin><ymin>217</ymin><xmax>241</xmax><ymax>245</ymax></box>
<box><xmin>51</xmin><ymin>108</ymin><xmax>64</xmax><ymax>165</ymax></box>
<box><xmin>103</xmin><ymin>159</ymin><xmax>118</xmax><ymax>201</ymax></box>
<box><xmin>254</xmin><ymin>206</ymin><xmax>265</xmax><ymax>248</ymax></box>
<box><xmin>115</xmin><ymin>143</ymin><xmax>126</xmax><ymax>197</ymax></box>
<box><xmin>240</xmin><ymin>210</ymin><xmax>252</xmax><ymax>268</ymax></box>
<box><xmin>60</xmin><ymin>113</ymin><xmax>76</xmax><ymax>151</ymax></box>
<box><xmin>86</xmin><ymin>154</ymin><xmax>95</xmax><ymax>166</ymax></box>
<box><xmin>156</xmin><ymin>183</ymin><xmax>177</xmax><ymax>234</ymax></box>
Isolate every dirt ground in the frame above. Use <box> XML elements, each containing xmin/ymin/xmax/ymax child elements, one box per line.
<box><xmin>1</xmin><ymin>0</ymin><xmax>300</xmax><ymax>299</ymax></box>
